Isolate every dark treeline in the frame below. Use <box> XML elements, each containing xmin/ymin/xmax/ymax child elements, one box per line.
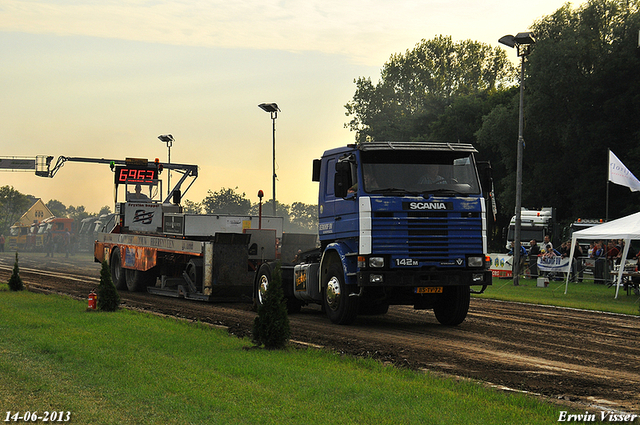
<box><xmin>0</xmin><ymin>185</ymin><xmax>317</xmax><ymax>236</ymax></box>
<box><xmin>344</xmin><ymin>0</ymin><xmax>640</xmax><ymax>248</ymax></box>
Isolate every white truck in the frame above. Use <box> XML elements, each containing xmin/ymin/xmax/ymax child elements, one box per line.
<box><xmin>505</xmin><ymin>207</ymin><xmax>556</xmax><ymax>250</ymax></box>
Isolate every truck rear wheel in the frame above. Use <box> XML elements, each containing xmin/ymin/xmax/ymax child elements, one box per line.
<box><xmin>433</xmin><ymin>285</ymin><xmax>470</xmax><ymax>326</ymax></box>
<box><xmin>110</xmin><ymin>248</ymin><xmax>126</xmax><ymax>290</ymax></box>
<box><xmin>323</xmin><ymin>263</ymin><xmax>359</xmax><ymax>325</ymax></box>
<box><xmin>125</xmin><ymin>268</ymin><xmax>155</xmax><ymax>292</ymax></box>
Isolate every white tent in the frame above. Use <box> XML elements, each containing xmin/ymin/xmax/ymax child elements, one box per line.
<box><xmin>565</xmin><ymin>211</ymin><xmax>640</xmax><ymax>298</ymax></box>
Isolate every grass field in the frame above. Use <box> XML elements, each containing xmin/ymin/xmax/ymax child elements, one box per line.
<box><xmin>0</xmin><ymin>287</ymin><xmax>567</xmax><ymax>425</ymax></box>
<box><xmin>476</xmin><ymin>276</ymin><xmax>640</xmax><ymax>316</ymax></box>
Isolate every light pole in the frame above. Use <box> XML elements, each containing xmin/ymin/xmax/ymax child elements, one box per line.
<box><xmin>499</xmin><ymin>32</ymin><xmax>535</xmax><ymax>286</ymax></box>
<box><xmin>258</xmin><ymin>103</ymin><xmax>280</xmax><ymax>216</ymax></box>
<box><xmin>158</xmin><ymin>134</ymin><xmax>174</xmax><ymax>198</ymax></box>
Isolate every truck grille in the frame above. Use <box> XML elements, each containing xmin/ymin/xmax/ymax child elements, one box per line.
<box><xmin>371</xmin><ymin>211</ymin><xmax>483</xmax><ymax>264</ymax></box>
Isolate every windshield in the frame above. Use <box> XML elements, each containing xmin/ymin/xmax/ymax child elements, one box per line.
<box><xmin>359</xmin><ymin>150</ymin><xmax>481</xmax><ymax>195</ymax></box>
<box><xmin>507</xmin><ymin>227</ymin><xmax>545</xmax><ymax>242</ymax></box>
<box><xmin>122</xmin><ymin>180</ymin><xmax>160</xmax><ymax>202</ymax></box>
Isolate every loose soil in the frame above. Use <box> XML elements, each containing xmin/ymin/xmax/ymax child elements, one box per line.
<box><xmin>1</xmin><ymin>252</ymin><xmax>639</xmax><ymax>414</ymax></box>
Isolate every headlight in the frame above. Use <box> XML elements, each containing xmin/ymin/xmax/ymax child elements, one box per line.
<box><xmin>369</xmin><ymin>257</ymin><xmax>385</xmax><ymax>268</ymax></box>
<box><xmin>467</xmin><ymin>256</ymin><xmax>484</xmax><ymax>268</ymax></box>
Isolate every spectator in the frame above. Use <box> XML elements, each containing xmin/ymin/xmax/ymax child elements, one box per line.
<box><xmin>63</xmin><ymin>230</ymin><xmax>71</xmax><ymax>258</ymax></box>
<box><xmin>44</xmin><ymin>229</ymin><xmax>54</xmax><ymax>258</ymax></box>
<box><xmin>571</xmin><ymin>240</ymin><xmax>584</xmax><ymax>283</ymax></box>
<box><xmin>528</xmin><ymin>239</ymin><xmax>541</xmax><ymax>278</ymax></box>
<box><xmin>593</xmin><ymin>241</ymin><xmax>606</xmax><ymax>283</ymax></box>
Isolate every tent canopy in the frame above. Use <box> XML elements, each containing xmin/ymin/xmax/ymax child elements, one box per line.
<box><xmin>565</xmin><ymin>211</ymin><xmax>640</xmax><ymax>298</ymax></box>
<box><xmin>570</xmin><ymin>211</ymin><xmax>640</xmax><ymax>241</ymax></box>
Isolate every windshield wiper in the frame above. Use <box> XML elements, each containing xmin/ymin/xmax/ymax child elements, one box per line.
<box><xmin>368</xmin><ymin>188</ymin><xmax>416</xmax><ymax>196</ymax></box>
<box><xmin>421</xmin><ymin>188</ymin><xmax>465</xmax><ymax>196</ymax></box>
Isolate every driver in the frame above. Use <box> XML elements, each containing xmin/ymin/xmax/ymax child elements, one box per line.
<box><xmin>419</xmin><ymin>164</ymin><xmax>447</xmax><ymax>184</ymax></box>
<box><xmin>128</xmin><ymin>184</ymin><xmax>150</xmax><ymax>200</ymax></box>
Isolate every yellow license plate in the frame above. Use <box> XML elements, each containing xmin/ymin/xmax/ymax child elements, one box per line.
<box><xmin>415</xmin><ymin>287</ymin><xmax>443</xmax><ymax>294</ymax></box>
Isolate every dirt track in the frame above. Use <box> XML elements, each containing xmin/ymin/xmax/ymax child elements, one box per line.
<box><xmin>1</xmin><ymin>253</ymin><xmax>639</xmax><ymax>414</ymax></box>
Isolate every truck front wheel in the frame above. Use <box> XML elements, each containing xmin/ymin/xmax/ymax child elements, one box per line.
<box><xmin>323</xmin><ymin>263</ymin><xmax>359</xmax><ymax>325</ymax></box>
<box><xmin>433</xmin><ymin>285</ymin><xmax>470</xmax><ymax>326</ymax></box>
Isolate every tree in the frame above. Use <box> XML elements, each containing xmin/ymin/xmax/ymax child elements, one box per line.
<box><xmin>0</xmin><ymin>186</ymin><xmax>34</xmax><ymax>235</ymax></box>
<box><xmin>98</xmin><ymin>205</ymin><xmax>112</xmax><ymax>216</ymax></box>
<box><xmin>46</xmin><ymin>199</ymin><xmax>66</xmax><ymax>218</ymax></box>
<box><xmin>97</xmin><ymin>260</ymin><xmax>120</xmax><ymax>312</ymax></box>
<box><xmin>67</xmin><ymin>205</ymin><xmax>91</xmax><ymax>234</ymax></box>
<box><xmin>7</xmin><ymin>252</ymin><xmax>24</xmax><ymax>291</ymax></box>
<box><xmin>524</xmin><ymin>0</ymin><xmax>640</xmax><ymax>220</ymax></box>
<box><xmin>288</xmin><ymin>202</ymin><xmax>318</xmax><ymax>233</ymax></box>
<box><xmin>202</xmin><ymin>187</ymin><xmax>251</xmax><ymax>215</ymax></box>
<box><xmin>476</xmin><ymin>0</ymin><xmax>640</xmax><ymax>225</ymax></box>
<box><xmin>251</xmin><ymin>200</ymin><xmax>290</xmax><ymax>222</ymax></box>
<box><xmin>252</xmin><ymin>264</ymin><xmax>290</xmax><ymax>349</ymax></box>
<box><xmin>345</xmin><ymin>35</ymin><xmax>516</xmax><ymax>143</ymax></box>
<box><xmin>182</xmin><ymin>199</ymin><xmax>203</xmax><ymax>214</ymax></box>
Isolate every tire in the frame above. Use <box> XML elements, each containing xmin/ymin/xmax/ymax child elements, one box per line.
<box><xmin>255</xmin><ymin>264</ymin><xmax>271</xmax><ymax>307</ymax></box>
<box><xmin>323</xmin><ymin>263</ymin><xmax>359</xmax><ymax>325</ymax></box>
<box><xmin>125</xmin><ymin>268</ymin><xmax>155</xmax><ymax>292</ymax></box>
<box><xmin>110</xmin><ymin>248</ymin><xmax>127</xmax><ymax>290</ymax></box>
<box><xmin>433</xmin><ymin>285</ymin><xmax>470</xmax><ymax>326</ymax></box>
<box><xmin>185</xmin><ymin>258</ymin><xmax>203</xmax><ymax>291</ymax></box>
<box><xmin>254</xmin><ymin>264</ymin><xmax>302</xmax><ymax>314</ymax></box>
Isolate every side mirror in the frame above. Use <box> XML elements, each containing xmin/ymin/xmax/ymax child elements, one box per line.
<box><xmin>312</xmin><ymin>159</ymin><xmax>321</xmax><ymax>182</ymax></box>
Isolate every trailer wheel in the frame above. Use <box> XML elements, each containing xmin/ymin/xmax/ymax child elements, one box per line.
<box><xmin>255</xmin><ymin>264</ymin><xmax>302</xmax><ymax>314</ymax></box>
<box><xmin>110</xmin><ymin>248</ymin><xmax>126</xmax><ymax>290</ymax></box>
<box><xmin>433</xmin><ymin>285</ymin><xmax>470</xmax><ymax>326</ymax></box>
<box><xmin>185</xmin><ymin>259</ymin><xmax>203</xmax><ymax>291</ymax></box>
<box><xmin>323</xmin><ymin>263</ymin><xmax>359</xmax><ymax>325</ymax></box>
<box><xmin>125</xmin><ymin>268</ymin><xmax>154</xmax><ymax>292</ymax></box>
<box><xmin>255</xmin><ymin>264</ymin><xmax>271</xmax><ymax>307</ymax></box>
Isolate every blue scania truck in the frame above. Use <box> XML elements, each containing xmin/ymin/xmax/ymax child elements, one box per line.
<box><xmin>255</xmin><ymin>141</ymin><xmax>493</xmax><ymax>325</ymax></box>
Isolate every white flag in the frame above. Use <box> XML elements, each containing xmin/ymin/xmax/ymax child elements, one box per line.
<box><xmin>609</xmin><ymin>150</ymin><xmax>640</xmax><ymax>191</ymax></box>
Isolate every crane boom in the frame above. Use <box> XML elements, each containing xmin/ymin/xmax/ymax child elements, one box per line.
<box><xmin>2</xmin><ymin>155</ymin><xmax>198</xmax><ymax>204</ymax></box>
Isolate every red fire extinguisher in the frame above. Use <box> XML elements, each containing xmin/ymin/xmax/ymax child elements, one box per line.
<box><xmin>88</xmin><ymin>291</ymin><xmax>97</xmax><ymax>310</ymax></box>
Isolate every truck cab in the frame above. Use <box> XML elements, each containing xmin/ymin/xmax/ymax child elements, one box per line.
<box><xmin>286</xmin><ymin>141</ymin><xmax>492</xmax><ymax>325</ymax></box>
<box><xmin>506</xmin><ymin>207</ymin><xmax>556</xmax><ymax>251</ymax></box>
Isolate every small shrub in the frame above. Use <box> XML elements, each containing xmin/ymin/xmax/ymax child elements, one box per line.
<box><xmin>8</xmin><ymin>252</ymin><xmax>24</xmax><ymax>291</ymax></box>
<box><xmin>97</xmin><ymin>260</ymin><xmax>120</xmax><ymax>312</ymax></box>
<box><xmin>252</xmin><ymin>264</ymin><xmax>290</xmax><ymax>349</ymax></box>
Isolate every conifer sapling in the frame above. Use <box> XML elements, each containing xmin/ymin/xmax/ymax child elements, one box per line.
<box><xmin>97</xmin><ymin>260</ymin><xmax>120</xmax><ymax>312</ymax></box>
<box><xmin>8</xmin><ymin>252</ymin><xmax>24</xmax><ymax>291</ymax></box>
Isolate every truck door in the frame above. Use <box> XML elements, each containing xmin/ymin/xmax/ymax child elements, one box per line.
<box><xmin>318</xmin><ymin>154</ymin><xmax>359</xmax><ymax>241</ymax></box>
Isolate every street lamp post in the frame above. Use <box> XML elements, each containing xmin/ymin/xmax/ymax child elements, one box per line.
<box><xmin>158</xmin><ymin>134</ymin><xmax>174</xmax><ymax>198</ymax></box>
<box><xmin>499</xmin><ymin>32</ymin><xmax>535</xmax><ymax>286</ymax></box>
<box><xmin>258</xmin><ymin>103</ymin><xmax>280</xmax><ymax>216</ymax></box>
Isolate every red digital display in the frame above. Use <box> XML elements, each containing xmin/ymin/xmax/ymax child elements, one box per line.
<box><xmin>114</xmin><ymin>166</ymin><xmax>158</xmax><ymax>185</ymax></box>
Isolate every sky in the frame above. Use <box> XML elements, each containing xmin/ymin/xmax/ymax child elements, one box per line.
<box><xmin>0</xmin><ymin>0</ymin><xmax>585</xmax><ymax>215</ymax></box>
